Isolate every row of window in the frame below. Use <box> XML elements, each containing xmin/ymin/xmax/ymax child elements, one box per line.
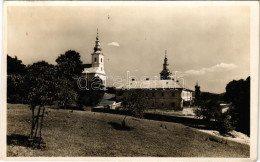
<box><xmin>151</xmin><ymin>102</ymin><xmax>175</xmax><ymax>107</ymax></box>
<box><xmin>146</xmin><ymin>92</ymin><xmax>175</xmax><ymax>97</ymax></box>
<box><xmin>94</xmin><ymin>57</ymin><xmax>102</xmax><ymax>63</ymax></box>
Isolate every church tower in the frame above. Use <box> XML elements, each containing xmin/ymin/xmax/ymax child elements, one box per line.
<box><xmin>160</xmin><ymin>50</ymin><xmax>172</xmax><ymax>80</ymax></box>
<box><xmin>82</xmin><ymin>28</ymin><xmax>106</xmax><ymax>86</ymax></box>
<box><xmin>92</xmin><ymin>28</ymin><xmax>105</xmax><ymax>72</ymax></box>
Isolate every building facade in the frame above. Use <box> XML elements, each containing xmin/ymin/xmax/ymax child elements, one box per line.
<box><xmin>116</xmin><ymin>51</ymin><xmax>192</xmax><ymax>110</ymax></box>
<box><xmin>82</xmin><ymin>29</ymin><xmax>106</xmax><ymax>85</ymax></box>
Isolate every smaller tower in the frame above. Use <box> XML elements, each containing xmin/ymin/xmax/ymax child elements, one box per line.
<box><xmin>195</xmin><ymin>82</ymin><xmax>200</xmax><ymax>106</ymax></box>
<box><xmin>160</xmin><ymin>50</ymin><xmax>172</xmax><ymax>80</ymax></box>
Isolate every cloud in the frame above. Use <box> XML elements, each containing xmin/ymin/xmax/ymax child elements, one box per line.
<box><xmin>107</xmin><ymin>42</ymin><xmax>120</xmax><ymax>47</ymax></box>
<box><xmin>185</xmin><ymin>63</ymin><xmax>237</xmax><ymax>75</ymax></box>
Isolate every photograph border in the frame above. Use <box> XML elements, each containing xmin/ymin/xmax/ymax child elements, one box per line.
<box><xmin>1</xmin><ymin>1</ymin><xmax>259</xmax><ymax>161</ymax></box>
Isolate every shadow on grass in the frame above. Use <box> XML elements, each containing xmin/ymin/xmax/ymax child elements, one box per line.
<box><xmin>186</xmin><ymin>124</ymin><xmax>215</xmax><ymax>131</ymax></box>
<box><xmin>7</xmin><ymin>134</ymin><xmax>46</xmax><ymax>149</ymax></box>
<box><xmin>7</xmin><ymin>134</ymin><xmax>30</xmax><ymax>147</ymax></box>
<box><xmin>108</xmin><ymin>122</ymin><xmax>134</xmax><ymax>131</ymax></box>
<box><xmin>93</xmin><ymin>108</ymin><xmax>218</xmax><ymax>132</ymax></box>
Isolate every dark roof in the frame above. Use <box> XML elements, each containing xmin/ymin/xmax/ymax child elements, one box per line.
<box><xmin>82</xmin><ymin>64</ymin><xmax>92</xmax><ymax>68</ymax></box>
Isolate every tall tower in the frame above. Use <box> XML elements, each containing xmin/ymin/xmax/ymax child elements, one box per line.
<box><xmin>160</xmin><ymin>50</ymin><xmax>172</xmax><ymax>80</ymax></box>
<box><xmin>92</xmin><ymin>28</ymin><xmax>104</xmax><ymax>72</ymax></box>
<box><xmin>82</xmin><ymin>28</ymin><xmax>106</xmax><ymax>86</ymax></box>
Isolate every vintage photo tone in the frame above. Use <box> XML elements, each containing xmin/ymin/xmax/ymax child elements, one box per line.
<box><xmin>1</xmin><ymin>1</ymin><xmax>259</xmax><ymax>160</ymax></box>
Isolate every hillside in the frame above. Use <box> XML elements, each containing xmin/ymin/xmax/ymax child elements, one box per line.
<box><xmin>7</xmin><ymin>104</ymin><xmax>249</xmax><ymax>157</ymax></box>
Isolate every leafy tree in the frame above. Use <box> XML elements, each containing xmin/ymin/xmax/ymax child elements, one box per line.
<box><xmin>196</xmin><ymin>99</ymin><xmax>222</xmax><ymax>121</ymax></box>
<box><xmin>215</xmin><ymin>111</ymin><xmax>234</xmax><ymax>135</ymax></box>
<box><xmin>7</xmin><ymin>55</ymin><xmax>28</xmax><ymax>103</ymax></box>
<box><xmin>7</xmin><ymin>55</ymin><xmax>26</xmax><ymax>75</ymax></box>
<box><xmin>55</xmin><ymin>50</ymin><xmax>83</xmax><ymax>108</ymax></box>
<box><xmin>77</xmin><ymin>77</ymin><xmax>105</xmax><ymax>107</ymax></box>
<box><xmin>224</xmin><ymin>76</ymin><xmax>250</xmax><ymax>135</ymax></box>
<box><xmin>56</xmin><ymin>50</ymin><xmax>83</xmax><ymax>78</ymax></box>
<box><xmin>27</xmin><ymin>61</ymin><xmax>57</xmax><ymax>106</ymax></box>
<box><xmin>26</xmin><ymin>61</ymin><xmax>57</xmax><ymax>147</ymax></box>
<box><xmin>7</xmin><ymin>74</ymin><xmax>29</xmax><ymax>103</ymax></box>
<box><xmin>194</xmin><ymin>99</ymin><xmax>233</xmax><ymax>134</ymax></box>
<box><xmin>194</xmin><ymin>83</ymin><xmax>200</xmax><ymax>106</ymax></box>
<box><xmin>120</xmin><ymin>90</ymin><xmax>148</xmax><ymax>128</ymax></box>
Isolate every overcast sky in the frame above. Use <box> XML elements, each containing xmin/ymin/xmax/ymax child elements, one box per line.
<box><xmin>7</xmin><ymin>6</ymin><xmax>250</xmax><ymax>93</ymax></box>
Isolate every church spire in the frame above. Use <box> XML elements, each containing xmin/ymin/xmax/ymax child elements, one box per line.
<box><xmin>160</xmin><ymin>50</ymin><xmax>172</xmax><ymax>80</ymax></box>
<box><xmin>163</xmin><ymin>50</ymin><xmax>169</xmax><ymax>70</ymax></box>
<box><xmin>94</xmin><ymin>28</ymin><xmax>102</xmax><ymax>52</ymax></box>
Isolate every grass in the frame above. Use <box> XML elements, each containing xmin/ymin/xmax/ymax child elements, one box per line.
<box><xmin>7</xmin><ymin>103</ymin><xmax>249</xmax><ymax>157</ymax></box>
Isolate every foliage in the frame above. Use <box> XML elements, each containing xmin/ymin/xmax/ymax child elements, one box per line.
<box><xmin>121</xmin><ymin>89</ymin><xmax>147</xmax><ymax>118</ymax></box>
<box><xmin>215</xmin><ymin>111</ymin><xmax>234</xmax><ymax>135</ymax></box>
<box><xmin>27</xmin><ymin>61</ymin><xmax>57</xmax><ymax>106</ymax></box>
<box><xmin>56</xmin><ymin>50</ymin><xmax>83</xmax><ymax>78</ymax></box>
<box><xmin>106</xmin><ymin>86</ymin><xmax>116</xmax><ymax>94</ymax></box>
<box><xmin>194</xmin><ymin>99</ymin><xmax>234</xmax><ymax>134</ymax></box>
<box><xmin>7</xmin><ymin>55</ymin><xmax>26</xmax><ymax>75</ymax></box>
<box><xmin>194</xmin><ymin>84</ymin><xmax>200</xmax><ymax>106</ymax></box>
<box><xmin>55</xmin><ymin>50</ymin><xmax>84</xmax><ymax>108</ymax></box>
<box><xmin>196</xmin><ymin>99</ymin><xmax>222</xmax><ymax>121</ymax></box>
<box><xmin>7</xmin><ymin>74</ymin><xmax>29</xmax><ymax>103</ymax></box>
<box><xmin>77</xmin><ymin>77</ymin><xmax>105</xmax><ymax>107</ymax></box>
<box><xmin>224</xmin><ymin>76</ymin><xmax>250</xmax><ymax>135</ymax></box>
<box><xmin>7</xmin><ymin>55</ymin><xmax>28</xmax><ymax>103</ymax></box>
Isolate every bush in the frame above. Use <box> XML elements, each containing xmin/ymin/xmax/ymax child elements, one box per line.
<box><xmin>216</xmin><ymin>112</ymin><xmax>234</xmax><ymax>135</ymax></box>
<box><xmin>195</xmin><ymin>99</ymin><xmax>234</xmax><ymax>134</ymax></box>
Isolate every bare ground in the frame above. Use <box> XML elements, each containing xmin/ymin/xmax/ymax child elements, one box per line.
<box><xmin>7</xmin><ymin>104</ymin><xmax>249</xmax><ymax>157</ymax></box>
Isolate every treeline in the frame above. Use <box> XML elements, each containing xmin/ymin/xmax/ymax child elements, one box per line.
<box><xmin>7</xmin><ymin>50</ymin><xmax>104</xmax><ymax>109</ymax></box>
<box><xmin>195</xmin><ymin>77</ymin><xmax>250</xmax><ymax>135</ymax></box>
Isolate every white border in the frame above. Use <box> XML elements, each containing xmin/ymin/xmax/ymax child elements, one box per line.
<box><xmin>1</xmin><ymin>1</ymin><xmax>259</xmax><ymax>161</ymax></box>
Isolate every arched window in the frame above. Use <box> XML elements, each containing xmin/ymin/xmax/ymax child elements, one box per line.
<box><xmin>101</xmin><ymin>58</ymin><xmax>102</xmax><ymax>62</ymax></box>
<box><xmin>95</xmin><ymin>58</ymin><xmax>97</xmax><ymax>62</ymax></box>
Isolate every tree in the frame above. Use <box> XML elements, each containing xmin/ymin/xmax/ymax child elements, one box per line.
<box><xmin>7</xmin><ymin>55</ymin><xmax>28</xmax><ymax>103</ymax></box>
<box><xmin>27</xmin><ymin>61</ymin><xmax>57</xmax><ymax>147</ymax></box>
<box><xmin>194</xmin><ymin>99</ymin><xmax>233</xmax><ymax>135</ymax></box>
<box><xmin>77</xmin><ymin>77</ymin><xmax>105</xmax><ymax>107</ymax></box>
<box><xmin>197</xmin><ymin>99</ymin><xmax>222</xmax><ymax>121</ymax></box>
<box><xmin>7</xmin><ymin>55</ymin><xmax>26</xmax><ymax>75</ymax></box>
<box><xmin>55</xmin><ymin>50</ymin><xmax>83</xmax><ymax>108</ymax></box>
<box><xmin>224</xmin><ymin>76</ymin><xmax>250</xmax><ymax>135</ymax></box>
<box><xmin>194</xmin><ymin>83</ymin><xmax>200</xmax><ymax>106</ymax></box>
<box><xmin>56</xmin><ymin>50</ymin><xmax>83</xmax><ymax>78</ymax></box>
<box><xmin>120</xmin><ymin>90</ymin><xmax>147</xmax><ymax>128</ymax></box>
<box><xmin>7</xmin><ymin>74</ymin><xmax>29</xmax><ymax>103</ymax></box>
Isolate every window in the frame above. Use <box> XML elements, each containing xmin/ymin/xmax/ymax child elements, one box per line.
<box><xmin>162</xmin><ymin>92</ymin><xmax>164</xmax><ymax>97</ymax></box>
<box><xmin>152</xmin><ymin>92</ymin><xmax>155</xmax><ymax>97</ymax></box>
<box><xmin>171</xmin><ymin>102</ymin><xmax>175</xmax><ymax>107</ymax></box>
<box><xmin>152</xmin><ymin>103</ymin><xmax>154</xmax><ymax>107</ymax></box>
<box><xmin>101</xmin><ymin>67</ymin><xmax>102</xmax><ymax>71</ymax></box>
<box><xmin>172</xmin><ymin>92</ymin><xmax>175</xmax><ymax>97</ymax></box>
<box><xmin>95</xmin><ymin>57</ymin><xmax>97</xmax><ymax>62</ymax></box>
<box><xmin>101</xmin><ymin>58</ymin><xmax>102</xmax><ymax>62</ymax></box>
<box><xmin>161</xmin><ymin>103</ymin><xmax>164</xmax><ymax>106</ymax></box>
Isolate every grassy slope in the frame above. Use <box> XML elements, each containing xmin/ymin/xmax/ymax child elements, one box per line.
<box><xmin>7</xmin><ymin>104</ymin><xmax>249</xmax><ymax>157</ymax></box>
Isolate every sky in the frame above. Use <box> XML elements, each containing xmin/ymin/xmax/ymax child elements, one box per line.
<box><xmin>7</xmin><ymin>6</ymin><xmax>250</xmax><ymax>93</ymax></box>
